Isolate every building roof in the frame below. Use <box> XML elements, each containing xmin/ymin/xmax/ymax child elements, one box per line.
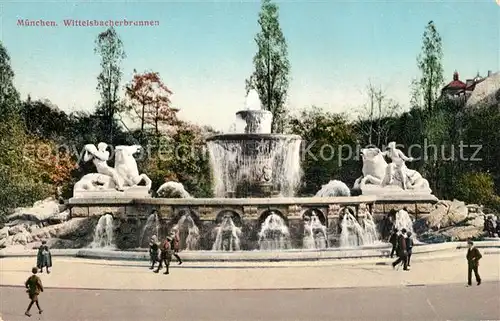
<box><xmin>442</xmin><ymin>71</ymin><xmax>466</xmax><ymax>91</ymax></box>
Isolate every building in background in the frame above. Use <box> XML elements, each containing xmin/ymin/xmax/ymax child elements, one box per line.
<box><xmin>440</xmin><ymin>70</ymin><xmax>493</xmax><ymax>101</ymax></box>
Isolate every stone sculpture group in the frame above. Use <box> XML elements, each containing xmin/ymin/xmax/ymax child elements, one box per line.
<box><xmin>72</xmin><ymin>140</ymin><xmax>432</xmax><ymax>199</ymax></box>
<box><xmin>353</xmin><ymin>142</ymin><xmax>432</xmax><ymax>195</ymax></box>
<box><xmin>73</xmin><ymin>143</ymin><xmax>152</xmax><ymax>198</ymax></box>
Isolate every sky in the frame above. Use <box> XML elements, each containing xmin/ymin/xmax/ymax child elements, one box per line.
<box><xmin>1</xmin><ymin>0</ymin><xmax>499</xmax><ymax>131</ymax></box>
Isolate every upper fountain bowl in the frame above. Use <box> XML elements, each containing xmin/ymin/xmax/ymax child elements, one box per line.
<box><xmin>235</xmin><ymin>110</ymin><xmax>273</xmax><ymax>134</ymax></box>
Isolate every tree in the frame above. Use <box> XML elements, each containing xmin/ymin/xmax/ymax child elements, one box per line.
<box><xmin>355</xmin><ymin>82</ymin><xmax>401</xmax><ymax>147</ymax></box>
<box><xmin>94</xmin><ymin>27</ymin><xmax>126</xmax><ymax>142</ymax></box>
<box><xmin>0</xmin><ymin>41</ymin><xmax>21</xmax><ymax>118</ymax></box>
<box><xmin>141</xmin><ymin>120</ymin><xmax>214</xmax><ymax>198</ymax></box>
<box><xmin>411</xmin><ymin>21</ymin><xmax>444</xmax><ymax>112</ymax></box>
<box><xmin>246</xmin><ymin>0</ymin><xmax>290</xmax><ymax>133</ymax></box>
<box><xmin>287</xmin><ymin>107</ymin><xmax>358</xmax><ymax>195</ymax></box>
<box><xmin>125</xmin><ymin>71</ymin><xmax>178</xmax><ymax>141</ymax></box>
<box><xmin>22</xmin><ymin>98</ymin><xmax>70</xmax><ymax>141</ymax></box>
<box><xmin>0</xmin><ymin>42</ymin><xmax>54</xmax><ymax>218</ymax></box>
<box><xmin>455</xmin><ymin>172</ymin><xmax>500</xmax><ymax>212</ymax></box>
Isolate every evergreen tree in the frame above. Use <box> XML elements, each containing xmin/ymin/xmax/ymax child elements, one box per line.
<box><xmin>246</xmin><ymin>0</ymin><xmax>290</xmax><ymax>133</ymax></box>
<box><xmin>94</xmin><ymin>27</ymin><xmax>126</xmax><ymax>142</ymax></box>
<box><xmin>411</xmin><ymin>21</ymin><xmax>444</xmax><ymax>112</ymax></box>
<box><xmin>0</xmin><ymin>41</ymin><xmax>21</xmax><ymax>118</ymax></box>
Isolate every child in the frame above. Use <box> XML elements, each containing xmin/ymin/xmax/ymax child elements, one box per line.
<box><xmin>37</xmin><ymin>240</ymin><xmax>52</xmax><ymax>274</ymax></box>
<box><xmin>25</xmin><ymin>267</ymin><xmax>44</xmax><ymax>317</ymax></box>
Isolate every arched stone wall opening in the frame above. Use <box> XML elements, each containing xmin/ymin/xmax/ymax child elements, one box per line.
<box><xmin>302</xmin><ymin>208</ymin><xmax>327</xmax><ymax>226</ymax></box>
<box><xmin>171</xmin><ymin>207</ymin><xmax>201</xmax><ymax>251</ymax></box>
<box><xmin>258</xmin><ymin>209</ymin><xmax>287</xmax><ymax>226</ymax></box>
<box><xmin>215</xmin><ymin>209</ymin><xmax>243</xmax><ymax>226</ymax></box>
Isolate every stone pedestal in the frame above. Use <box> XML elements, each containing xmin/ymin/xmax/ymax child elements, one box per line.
<box><xmin>73</xmin><ymin>186</ymin><xmax>151</xmax><ymax>199</ymax></box>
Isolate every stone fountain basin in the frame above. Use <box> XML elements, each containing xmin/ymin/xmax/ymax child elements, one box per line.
<box><xmin>206</xmin><ymin>133</ymin><xmax>302</xmax><ymax>142</ymax></box>
<box><xmin>2</xmin><ymin>242</ymin><xmax>500</xmax><ymax>262</ymax></box>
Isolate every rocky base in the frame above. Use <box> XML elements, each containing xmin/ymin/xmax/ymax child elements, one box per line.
<box><xmin>0</xmin><ymin>197</ymin><xmax>97</xmax><ymax>249</ymax></box>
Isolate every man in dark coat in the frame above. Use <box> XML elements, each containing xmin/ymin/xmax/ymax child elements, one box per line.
<box><xmin>466</xmin><ymin>240</ymin><xmax>482</xmax><ymax>286</ymax></box>
<box><xmin>405</xmin><ymin>231</ymin><xmax>414</xmax><ymax>267</ymax></box>
<box><xmin>149</xmin><ymin>235</ymin><xmax>160</xmax><ymax>270</ymax></box>
<box><xmin>391</xmin><ymin>228</ymin><xmax>409</xmax><ymax>271</ymax></box>
<box><xmin>154</xmin><ymin>236</ymin><xmax>173</xmax><ymax>275</ymax></box>
<box><xmin>388</xmin><ymin>228</ymin><xmax>398</xmax><ymax>258</ymax></box>
<box><xmin>36</xmin><ymin>241</ymin><xmax>52</xmax><ymax>274</ymax></box>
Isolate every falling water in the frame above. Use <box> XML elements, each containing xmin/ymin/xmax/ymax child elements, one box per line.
<box><xmin>258</xmin><ymin>212</ymin><xmax>291</xmax><ymax>250</ymax></box>
<box><xmin>339</xmin><ymin>209</ymin><xmax>379</xmax><ymax>248</ymax></box>
<box><xmin>206</xmin><ymin>89</ymin><xmax>302</xmax><ymax>198</ymax></box>
<box><xmin>207</xmin><ymin>139</ymin><xmax>302</xmax><ymax>197</ymax></box>
<box><xmin>90</xmin><ymin>214</ymin><xmax>115</xmax><ymax>249</ymax></box>
<box><xmin>361</xmin><ymin>212</ymin><xmax>379</xmax><ymax>244</ymax></box>
<box><xmin>212</xmin><ymin>215</ymin><xmax>242</xmax><ymax>251</ymax></box>
<box><xmin>140</xmin><ymin>212</ymin><xmax>160</xmax><ymax>247</ymax></box>
<box><xmin>173</xmin><ymin>213</ymin><xmax>200</xmax><ymax>251</ymax></box>
<box><xmin>394</xmin><ymin>209</ymin><xmax>416</xmax><ymax>239</ymax></box>
<box><xmin>303</xmin><ymin>212</ymin><xmax>328</xmax><ymax>249</ymax></box>
<box><xmin>315</xmin><ymin>180</ymin><xmax>351</xmax><ymax>197</ymax></box>
<box><xmin>245</xmin><ymin>89</ymin><xmax>262</xmax><ymax>110</ymax></box>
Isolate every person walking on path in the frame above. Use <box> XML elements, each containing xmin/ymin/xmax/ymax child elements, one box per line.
<box><xmin>170</xmin><ymin>227</ymin><xmax>183</xmax><ymax>265</ymax></box>
<box><xmin>24</xmin><ymin>267</ymin><xmax>44</xmax><ymax>317</ymax></box>
<box><xmin>388</xmin><ymin>228</ymin><xmax>398</xmax><ymax>258</ymax></box>
<box><xmin>466</xmin><ymin>240</ymin><xmax>482</xmax><ymax>286</ymax></box>
<box><xmin>391</xmin><ymin>229</ymin><xmax>409</xmax><ymax>271</ymax></box>
<box><xmin>148</xmin><ymin>235</ymin><xmax>160</xmax><ymax>270</ymax></box>
<box><xmin>36</xmin><ymin>240</ymin><xmax>52</xmax><ymax>274</ymax></box>
<box><xmin>405</xmin><ymin>231</ymin><xmax>414</xmax><ymax>267</ymax></box>
<box><xmin>154</xmin><ymin>236</ymin><xmax>173</xmax><ymax>275</ymax></box>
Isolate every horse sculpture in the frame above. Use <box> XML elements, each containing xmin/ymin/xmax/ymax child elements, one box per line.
<box><xmin>114</xmin><ymin>145</ymin><xmax>152</xmax><ymax>190</ymax></box>
<box><xmin>73</xmin><ymin>143</ymin><xmax>152</xmax><ymax>196</ymax></box>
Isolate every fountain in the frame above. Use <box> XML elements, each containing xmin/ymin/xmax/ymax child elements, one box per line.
<box><xmin>68</xmin><ymin>88</ymin><xmax>439</xmax><ymax>258</ymax></box>
<box><xmin>339</xmin><ymin>207</ymin><xmax>379</xmax><ymax>248</ymax></box>
<box><xmin>303</xmin><ymin>211</ymin><xmax>328</xmax><ymax>249</ymax></box>
<box><xmin>90</xmin><ymin>214</ymin><xmax>115</xmax><ymax>249</ymax></box>
<box><xmin>173</xmin><ymin>212</ymin><xmax>200</xmax><ymax>251</ymax></box>
<box><xmin>258</xmin><ymin>212</ymin><xmax>291</xmax><ymax>250</ymax></box>
<box><xmin>206</xmin><ymin>89</ymin><xmax>302</xmax><ymax>198</ymax></box>
<box><xmin>139</xmin><ymin>211</ymin><xmax>160</xmax><ymax>248</ymax></box>
<box><xmin>394</xmin><ymin>209</ymin><xmax>416</xmax><ymax>239</ymax></box>
<box><xmin>212</xmin><ymin>214</ymin><xmax>242</xmax><ymax>251</ymax></box>
<box><xmin>361</xmin><ymin>212</ymin><xmax>379</xmax><ymax>245</ymax></box>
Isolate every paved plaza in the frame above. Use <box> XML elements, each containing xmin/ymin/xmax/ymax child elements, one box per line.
<box><xmin>0</xmin><ymin>250</ymin><xmax>499</xmax><ymax>320</ymax></box>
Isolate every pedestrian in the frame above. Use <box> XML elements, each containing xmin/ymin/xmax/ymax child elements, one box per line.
<box><xmin>170</xmin><ymin>227</ymin><xmax>183</xmax><ymax>265</ymax></box>
<box><xmin>485</xmin><ymin>217</ymin><xmax>495</xmax><ymax>237</ymax></box>
<box><xmin>466</xmin><ymin>240</ymin><xmax>482</xmax><ymax>286</ymax></box>
<box><xmin>389</xmin><ymin>228</ymin><xmax>398</xmax><ymax>258</ymax></box>
<box><xmin>405</xmin><ymin>231</ymin><xmax>413</xmax><ymax>267</ymax></box>
<box><xmin>24</xmin><ymin>267</ymin><xmax>44</xmax><ymax>317</ymax></box>
<box><xmin>391</xmin><ymin>228</ymin><xmax>409</xmax><ymax>271</ymax></box>
<box><xmin>154</xmin><ymin>236</ymin><xmax>173</xmax><ymax>275</ymax></box>
<box><xmin>36</xmin><ymin>240</ymin><xmax>52</xmax><ymax>274</ymax></box>
<box><xmin>149</xmin><ymin>235</ymin><xmax>160</xmax><ymax>270</ymax></box>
